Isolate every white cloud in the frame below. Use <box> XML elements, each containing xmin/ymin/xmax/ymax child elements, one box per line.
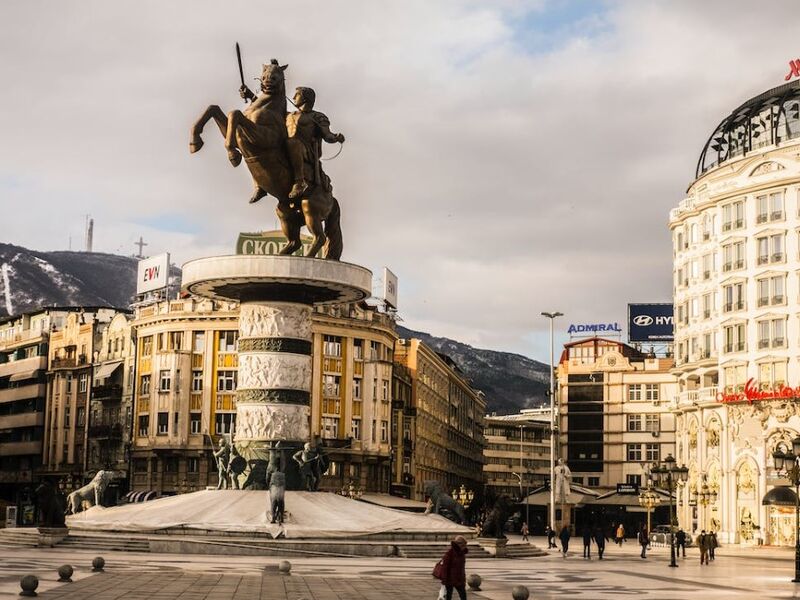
<box><xmin>0</xmin><ymin>0</ymin><xmax>797</xmax><ymax>360</ymax></box>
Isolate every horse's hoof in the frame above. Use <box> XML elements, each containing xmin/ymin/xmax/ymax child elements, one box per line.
<box><xmin>189</xmin><ymin>138</ymin><xmax>204</xmax><ymax>153</ymax></box>
<box><xmin>228</xmin><ymin>150</ymin><xmax>242</xmax><ymax>167</ymax></box>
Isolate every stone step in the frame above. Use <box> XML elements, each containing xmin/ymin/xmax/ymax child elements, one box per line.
<box><xmin>397</xmin><ymin>544</ymin><xmax>491</xmax><ymax>559</ymax></box>
<box><xmin>0</xmin><ymin>529</ymin><xmax>40</xmax><ymax>547</ymax></box>
<box><xmin>504</xmin><ymin>544</ymin><xmax>548</xmax><ymax>558</ymax></box>
<box><xmin>58</xmin><ymin>535</ymin><xmax>150</xmax><ymax>552</ymax></box>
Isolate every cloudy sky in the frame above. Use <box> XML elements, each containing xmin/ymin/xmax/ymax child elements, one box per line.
<box><xmin>0</xmin><ymin>1</ymin><xmax>797</xmax><ymax>362</ymax></box>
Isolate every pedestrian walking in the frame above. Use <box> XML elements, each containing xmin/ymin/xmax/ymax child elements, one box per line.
<box><xmin>546</xmin><ymin>525</ymin><xmax>557</xmax><ymax>549</ymax></box>
<box><xmin>521</xmin><ymin>522</ymin><xmax>529</xmax><ymax>542</ymax></box>
<box><xmin>559</xmin><ymin>525</ymin><xmax>571</xmax><ymax>557</ymax></box>
<box><xmin>615</xmin><ymin>523</ymin><xmax>625</xmax><ymax>546</ymax></box>
<box><xmin>638</xmin><ymin>525</ymin><xmax>649</xmax><ymax>558</ymax></box>
<box><xmin>435</xmin><ymin>535</ymin><xmax>468</xmax><ymax>600</ymax></box>
<box><xmin>709</xmin><ymin>531</ymin><xmax>718</xmax><ymax>561</ymax></box>
<box><xmin>593</xmin><ymin>526</ymin><xmax>608</xmax><ymax>560</ymax></box>
<box><xmin>697</xmin><ymin>530</ymin><xmax>709</xmax><ymax>565</ymax></box>
<box><xmin>582</xmin><ymin>526</ymin><xmax>592</xmax><ymax>559</ymax></box>
<box><xmin>676</xmin><ymin>528</ymin><xmax>687</xmax><ymax>558</ymax></box>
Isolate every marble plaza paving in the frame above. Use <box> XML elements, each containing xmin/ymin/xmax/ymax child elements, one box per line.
<box><xmin>2</xmin><ymin>536</ymin><xmax>800</xmax><ymax>599</ymax></box>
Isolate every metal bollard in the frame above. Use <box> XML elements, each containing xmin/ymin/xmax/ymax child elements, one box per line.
<box><xmin>19</xmin><ymin>575</ymin><xmax>39</xmax><ymax>597</ymax></box>
<box><xmin>467</xmin><ymin>573</ymin><xmax>482</xmax><ymax>590</ymax></box>
<box><xmin>57</xmin><ymin>565</ymin><xmax>74</xmax><ymax>582</ymax></box>
<box><xmin>511</xmin><ymin>585</ymin><xmax>530</xmax><ymax>600</ymax></box>
<box><xmin>91</xmin><ymin>557</ymin><xmax>105</xmax><ymax>572</ymax></box>
<box><xmin>278</xmin><ymin>560</ymin><xmax>291</xmax><ymax>575</ymax></box>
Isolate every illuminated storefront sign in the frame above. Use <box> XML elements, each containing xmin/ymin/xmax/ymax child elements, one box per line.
<box><xmin>718</xmin><ymin>378</ymin><xmax>800</xmax><ymax>404</ymax></box>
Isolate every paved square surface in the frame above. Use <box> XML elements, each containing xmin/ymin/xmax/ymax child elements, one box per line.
<box><xmin>4</xmin><ymin>536</ymin><xmax>800</xmax><ymax>599</ymax></box>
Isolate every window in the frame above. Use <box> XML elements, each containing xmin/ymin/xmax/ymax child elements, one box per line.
<box><xmin>627</xmin><ymin>444</ymin><xmax>642</xmax><ymax>461</ymax></box>
<box><xmin>190</xmin><ymin>413</ymin><xmax>201</xmax><ymax>434</ymax></box>
<box><xmin>627</xmin><ymin>384</ymin><xmax>642</xmax><ymax>401</ymax></box>
<box><xmin>323</xmin><ymin>375</ymin><xmax>340</xmax><ymax>397</ymax></box>
<box><xmin>645</xmin><ymin>384</ymin><xmax>659</xmax><ymax>402</ymax></box>
<box><xmin>216</xmin><ymin>370</ymin><xmax>237</xmax><ymax>392</ymax></box>
<box><xmin>723</xmin><ymin>282</ymin><xmax>745</xmax><ymax>312</ymax></box>
<box><xmin>759</xmin><ymin>360</ymin><xmax>788</xmax><ymax>389</ymax></box>
<box><xmin>702</xmin><ymin>253</ymin><xmax>713</xmax><ymax>279</ymax></box>
<box><xmin>626</xmin><ymin>474</ymin><xmax>641</xmax><ymax>486</ymax></box>
<box><xmin>723</xmin><ymin>323</ymin><xmax>746</xmax><ymax>353</ymax></box>
<box><xmin>722</xmin><ymin>241</ymin><xmax>746</xmax><ymax>271</ymax></box>
<box><xmin>627</xmin><ymin>414</ymin><xmax>642</xmax><ymax>431</ymax></box>
<box><xmin>193</xmin><ymin>331</ymin><xmax>205</xmax><ymax>353</ymax></box>
<box><xmin>757</xmin><ymin>317</ymin><xmax>786</xmax><ymax>349</ymax></box>
<box><xmin>322</xmin><ymin>416</ymin><xmax>339</xmax><ymax>439</ymax></box>
<box><xmin>371</xmin><ymin>419</ymin><xmax>377</xmax><ymax>442</ymax></box>
<box><xmin>64</xmin><ymin>407</ymin><xmax>70</xmax><ymax>427</ymax></box>
<box><xmin>756</xmin><ymin>191</ymin><xmax>784</xmax><ymax>223</ymax></box>
<box><xmin>187</xmin><ymin>457</ymin><xmax>199</xmax><ymax>474</ymax></box>
<box><xmin>66</xmin><ymin>373</ymin><xmax>73</xmax><ymax>393</ymax></box>
<box><xmin>141</xmin><ymin>336</ymin><xmax>153</xmax><ymax>357</ymax></box>
<box><xmin>381</xmin><ymin>420</ymin><xmax>388</xmax><ymax>443</ymax></box>
<box><xmin>215</xmin><ymin>413</ymin><xmax>235</xmax><ymax>434</ymax></box>
<box><xmin>382</xmin><ymin>380</ymin><xmax>389</xmax><ymax>401</ymax></box>
<box><xmin>722</xmin><ymin>200</ymin><xmax>745</xmax><ymax>231</ymax></box>
<box><xmin>724</xmin><ymin>364</ymin><xmax>747</xmax><ymax>391</ymax></box>
<box><xmin>351</xmin><ymin>418</ymin><xmax>361</xmax><ymax>440</ymax></box>
<box><xmin>645</xmin><ymin>414</ymin><xmax>660</xmax><ymax>432</ymax></box>
<box><xmin>159</xmin><ymin>370</ymin><xmax>171</xmax><ymax>392</ymax></box>
<box><xmin>757</xmin><ymin>275</ymin><xmax>785</xmax><ymax>306</ymax></box>
<box><xmin>645</xmin><ymin>444</ymin><xmax>660</xmax><ymax>462</ymax></box>
<box><xmin>169</xmin><ymin>331</ymin><xmax>183</xmax><ymax>351</ymax></box>
<box><xmin>352</xmin><ymin>378</ymin><xmax>361</xmax><ymax>399</ymax></box>
<box><xmin>702</xmin><ymin>293</ymin><xmax>713</xmax><ymax>318</ymax></box>
<box><xmin>323</xmin><ymin>335</ymin><xmax>342</xmax><ymax>357</ymax></box>
<box><xmin>353</xmin><ymin>339</ymin><xmax>363</xmax><ymax>360</ymax></box>
<box><xmin>140</xmin><ymin>374</ymin><xmax>151</xmax><ymax>395</ymax></box>
<box><xmin>77</xmin><ymin>407</ymin><xmax>85</xmax><ymax>427</ymax></box>
<box><xmin>157</xmin><ymin>412</ymin><xmax>168</xmax><ymax>435</ymax></box>
<box><xmin>138</xmin><ymin>415</ymin><xmax>149</xmax><ymax>436</ymax></box>
<box><xmin>756</xmin><ymin>233</ymin><xmax>785</xmax><ymax>265</ymax></box>
<box><xmin>218</xmin><ymin>331</ymin><xmax>237</xmax><ymax>352</ymax></box>
<box><xmin>192</xmin><ymin>370</ymin><xmax>203</xmax><ymax>392</ymax></box>
<box><xmin>587</xmin><ymin>477</ymin><xmax>600</xmax><ymax>487</ymax></box>
<box><xmin>78</xmin><ymin>373</ymin><xmax>88</xmax><ymax>393</ymax></box>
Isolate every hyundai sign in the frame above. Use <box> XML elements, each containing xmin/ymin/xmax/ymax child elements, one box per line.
<box><xmin>628</xmin><ymin>303</ymin><xmax>674</xmax><ymax>342</ymax></box>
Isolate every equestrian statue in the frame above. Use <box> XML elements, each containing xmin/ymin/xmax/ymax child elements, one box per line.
<box><xmin>190</xmin><ymin>46</ymin><xmax>345</xmax><ymax>260</ymax></box>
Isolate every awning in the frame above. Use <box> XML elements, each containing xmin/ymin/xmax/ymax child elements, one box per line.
<box><xmin>762</xmin><ymin>486</ymin><xmax>797</xmax><ymax>506</ymax></box>
<box><xmin>94</xmin><ymin>361</ymin><xmax>122</xmax><ymax>382</ymax></box>
<box><xmin>359</xmin><ymin>493</ymin><xmax>429</xmax><ymax>512</ymax></box>
<box><xmin>523</xmin><ymin>484</ymin><xmax>600</xmax><ymax>506</ymax></box>
<box><xmin>9</xmin><ymin>370</ymin><xmax>40</xmax><ymax>382</ymax></box>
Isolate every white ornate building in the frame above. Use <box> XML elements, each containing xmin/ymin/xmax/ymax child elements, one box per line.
<box><xmin>670</xmin><ymin>78</ymin><xmax>800</xmax><ymax>545</ymax></box>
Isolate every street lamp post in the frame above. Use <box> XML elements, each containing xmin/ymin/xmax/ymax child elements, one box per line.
<box><xmin>650</xmin><ymin>455</ymin><xmax>689</xmax><ymax>568</ymax></box>
<box><xmin>692</xmin><ymin>478</ymin><xmax>718</xmax><ymax>532</ymax></box>
<box><xmin>638</xmin><ymin>487</ymin><xmax>661</xmax><ymax>534</ymax></box>
<box><xmin>541</xmin><ymin>311</ymin><xmax>563</xmax><ymax>531</ymax></box>
<box><xmin>772</xmin><ymin>436</ymin><xmax>800</xmax><ymax>583</ymax></box>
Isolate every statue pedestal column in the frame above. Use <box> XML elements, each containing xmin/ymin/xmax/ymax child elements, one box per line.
<box><xmin>477</xmin><ymin>537</ymin><xmax>509</xmax><ymax>558</ymax></box>
<box><xmin>182</xmin><ymin>255</ymin><xmax>371</xmax><ymax>490</ymax></box>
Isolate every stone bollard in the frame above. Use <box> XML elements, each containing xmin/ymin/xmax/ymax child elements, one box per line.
<box><xmin>278</xmin><ymin>560</ymin><xmax>291</xmax><ymax>575</ymax></box>
<box><xmin>57</xmin><ymin>565</ymin><xmax>74</xmax><ymax>582</ymax></box>
<box><xmin>511</xmin><ymin>585</ymin><xmax>530</xmax><ymax>600</ymax></box>
<box><xmin>466</xmin><ymin>573</ymin><xmax>482</xmax><ymax>591</ymax></box>
<box><xmin>19</xmin><ymin>575</ymin><xmax>39</xmax><ymax>597</ymax></box>
<box><xmin>91</xmin><ymin>557</ymin><xmax>105</xmax><ymax>572</ymax></box>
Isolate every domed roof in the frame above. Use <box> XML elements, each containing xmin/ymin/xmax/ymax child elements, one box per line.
<box><xmin>696</xmin><ymin>79</ymin><xmax>800</xmax><ymax>179</ymax></box>
<box><xmin>762</xmin><ymin>485</ymin><xmax>797</xmax><ymax>506</ymax></box>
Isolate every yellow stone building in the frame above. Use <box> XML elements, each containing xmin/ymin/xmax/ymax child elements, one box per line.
<box><xmin>394</xmin><ymin>338</ymin><xmax>486</xmax><ymax>501</ymax></box>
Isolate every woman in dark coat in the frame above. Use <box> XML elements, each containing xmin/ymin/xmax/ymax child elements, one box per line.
<box><xmin>439</xmin><ymin>535</ymin><xmax>468</xmax><ymax>600</ymax></box>
<box><xmin>594</xmin><ymin>526</ymin><xmax>607</xmax><ymax>560</ymax></box>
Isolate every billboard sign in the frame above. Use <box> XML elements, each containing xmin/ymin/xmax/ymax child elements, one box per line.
<box><xmin>136</xmin><ymin>253</ymin><xmax>169</xmax><ymax>295</ymax></box>
<box><xmin>236</xmin><ymin>230</ymin><xmax>312</xmax><ymax>257</ymax></box>
<box><xmin>383</xmin><ymin>267</ymin><xmax>398</xmax><ymax>309</ymax></box>
<box><xmin>628</xmin><ymin>303</ymin><xmax>674</xmax><ymax>342</ymax></box>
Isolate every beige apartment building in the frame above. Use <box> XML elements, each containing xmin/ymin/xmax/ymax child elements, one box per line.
<box><xmin>394</xmin><ymin>338</ymin><xmax>486</xmax><ymax>501</ymax></box>
<box><xmin>556</xmin><ymin>337</ymin><xmax>677</xmax><ymax>491</ymax></box>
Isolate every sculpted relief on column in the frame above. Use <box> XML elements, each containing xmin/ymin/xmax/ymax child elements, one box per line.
<box><xmin>236</xmin><ymin>403</ymin><xmax>310</xmax><ymax>441</ymax></box>
<box><xmin>238</xmin><ymin>353</ymin><xmax>312</xmax><ymax>390</ymax></box>
<box><xmin>239</xmin><ymin>303</ymin><xmax>312</xmax><ymax>340</ymax></box>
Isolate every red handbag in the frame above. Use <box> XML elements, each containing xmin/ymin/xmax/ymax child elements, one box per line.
<box><xmin>432</xmin><ymin>560</ymin><xmax>444</xmax><ymax>579</ymax></box>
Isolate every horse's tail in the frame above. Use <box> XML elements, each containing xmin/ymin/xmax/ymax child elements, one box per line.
<box><xmin>323</xmin><ymin>197</ymin><xmax>343</xmax><ymax>260</ymax></box>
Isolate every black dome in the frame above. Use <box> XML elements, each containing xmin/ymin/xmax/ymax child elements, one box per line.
<box><xmin>696</xmin><ymin>79</ymin><xmax>800</xmax><ymax>179</ymax></box>
<box><xmin>762</xmin><ymin>485</ymin><xmax>797</xmax><ymax>506</ymax></box>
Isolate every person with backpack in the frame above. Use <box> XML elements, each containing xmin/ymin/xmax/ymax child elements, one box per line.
<box><xmin>559</xmin><ymin>524</ymin><xmax>571</xmax><ymax>557</ymax></box>
<box><xmin>434</xmin><ymin>535</ymin><xmax>468</xmax><ymax>600</ymax></box>
<box><xmin>546</xmin><ymin>524</ymin><xmax>557</xmax><ymax>548</ymax></box>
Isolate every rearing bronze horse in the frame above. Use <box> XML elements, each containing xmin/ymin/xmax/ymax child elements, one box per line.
<box><xmin>189</xmin><ymin>60</ymin><xmax>343</xmax><ymax>260</ymax></box>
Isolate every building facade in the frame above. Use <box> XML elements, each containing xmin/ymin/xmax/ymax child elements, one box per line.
<box><xmin>556</xmin><ymin>337</ymin><xmax>676</xmax><ymax>492</ymax></box>
<box><xmin>483</xmin><ymin>410</ymin><xmax>550</xmax><ymax>500</ymax></box>
<box><xmin>670</xmin><ymin>78</ymin><xmax>800</xmax><ymax>545</ymax></box>
<box><xmin>394</xmin><ymin>338</ymin><xmax>486</xmax><ymax>501</ymax></box>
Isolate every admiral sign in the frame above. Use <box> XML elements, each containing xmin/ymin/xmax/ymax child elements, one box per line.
<box><xmin>628</xmin><ymin>303</ymin><xmax>674</xmax><ymax>342</ymax></box>
<box><xmin>136</xmin><ymin>253</ymin><xmax>169</xmax><ymax>295</ymax></box>
<box><xmin>567</xmin><ymin>322</ymin><xmax>622</xmax><ymax>336</ymax></box>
